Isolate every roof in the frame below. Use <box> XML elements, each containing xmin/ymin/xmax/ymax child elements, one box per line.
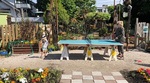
<box><xmin>11</xmin><ymin>17</ymin><xmax>44</xmax><ymax>23</ymax></box>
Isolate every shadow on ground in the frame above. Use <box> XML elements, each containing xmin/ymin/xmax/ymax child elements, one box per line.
<box><xmin>43</xmin><ymin>53</ymin><xmax>109</xmax><ymax>60</ymax></box>
<box><xmin>135</xmin><ymin>63</ymin><xmax>150</xmax><ymax>67</ymax></box>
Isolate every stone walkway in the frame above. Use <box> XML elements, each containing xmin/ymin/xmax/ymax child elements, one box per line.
<box><xmin>60</xmin><ymin>71</ymin><xmax>128</xmax><ymax>83</ymax></box>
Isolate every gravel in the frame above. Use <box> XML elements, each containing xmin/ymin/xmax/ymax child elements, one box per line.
<box><xmin>0</xmin><ymin>49</ymin><xmax>149</xmax><ymax>73</ymax></box>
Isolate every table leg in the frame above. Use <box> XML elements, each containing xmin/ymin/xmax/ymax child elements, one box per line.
<box><xmin>60</xmin><ymin>45</ymin><xmax>69</xmax><ymax>60</ymax></box>
<box><xmin>83</xmin><ymin>47</ymin><xmax>87</xmax><ymax>55</ymax></box>
<box><xmin>103</xmin><ymin>47</ymin><xmax>110</xmax><ymax>56</ymax></box>
<box><xmin>85</xmin><ymin>46</ymin><xmax>93</xmax><ymax>61</ymax></box>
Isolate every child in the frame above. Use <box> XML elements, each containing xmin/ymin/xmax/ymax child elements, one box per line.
<box><xmin>109</xmin><ymin>45</ymin><xmax>117</xmax><ymax>61</ymax></box>
<box><xmin>40</xmin><ymin>35</ymin><xmax>48</xmax><ymax>59</ymax></box>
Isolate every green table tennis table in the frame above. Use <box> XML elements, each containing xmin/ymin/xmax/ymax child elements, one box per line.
<box><xmin>58</xmin><ymin>39</ymin><xmax>123</xmax><ymax>60</ymax></box>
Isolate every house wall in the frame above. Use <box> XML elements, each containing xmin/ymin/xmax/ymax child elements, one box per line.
<box><xmin>0</xmin><ymin>2</ymin><xmax>10</xmax><ymax>9</ymax></box>
<box><xmin>0</xmin><ymin>14</ymin><xmax>8</xmax><ymax>25</ymax></box>
<box><xmin>6</xmin><ymin>0</ymin><xmax>15</xmax><ymax>4</ymax></box>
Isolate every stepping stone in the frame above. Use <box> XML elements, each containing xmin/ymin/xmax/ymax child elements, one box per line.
<box><xmin>61</xmin><ymin>74</ymin><xmax>72</xmax><ymax>79</ymax></box>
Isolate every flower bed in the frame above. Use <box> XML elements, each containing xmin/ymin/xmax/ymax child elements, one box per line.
<box><xmin>0</xmin><ymin>67</ymin><xmax>62</xmax><ymax>83</ymax></box>
<box><xmin>138</xmin><ymin>68</ymin><xmax>150</xmax><ymax>82</ymax></box>
<box><xmin>121</xmin><ymin>68</ymin><xmax>150</xmax><ymax>83</ymax></box>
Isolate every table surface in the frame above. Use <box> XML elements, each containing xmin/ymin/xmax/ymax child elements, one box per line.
<box><xmin>58</xmin><ymin>39</ymin><xmax>123</xmax><ymax>46</ymax></box>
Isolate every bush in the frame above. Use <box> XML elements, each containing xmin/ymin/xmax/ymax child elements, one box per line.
<box><xmin>99</xmin><ymin>27</ymin><xmax>108</xmax><ymax>37</ymax></box>
<box><xmin>0</xmin><ymin>67</ymin><xmax>62</xmax><ymax>83</ymax></box>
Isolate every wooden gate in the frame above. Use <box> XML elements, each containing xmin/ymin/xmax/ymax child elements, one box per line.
<box><xmin>134</xmin><ymin>18</ymin><xmax>150</xmax><ymax>48</ymax></box>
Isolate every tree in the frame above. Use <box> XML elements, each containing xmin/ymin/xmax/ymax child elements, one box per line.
<box><xmin>43</xmin><ymin>0</ymin><xmax>69</xmax><ymax>45</ymax></box>
<box><xmin>61</xmin><ymin>0</ymin><xmax>77</xmax><ymax>18</ymax></box>
<box><xmin>36</xmin><ymin>0</ymin><xmax>50</xmax><ymax>11</ymax></box>
<box><xmin>85</xmin><ymin>12</ymin><xmax>111</xmax><ymax>34</ymax></box>
<box><xmin>131</xmin><ymin>0</ymin><xmax>150</xmax><ymax>22</ymax></box>
<box><xmin>74</xmin><ymin>0</ymin><xmax>96</xmax><ymax>37</ymax></box>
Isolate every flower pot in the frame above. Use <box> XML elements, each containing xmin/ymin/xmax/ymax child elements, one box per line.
<box><xmin>0</xmin><ymin>51</ymin><xmax>8</xmax><ymax>55</ymax></box>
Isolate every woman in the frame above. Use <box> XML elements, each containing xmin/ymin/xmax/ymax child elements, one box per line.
<box><xmin>115</xmin><ymin>21</ymin><xmax>125</xmax><ymax>60</ymax></box>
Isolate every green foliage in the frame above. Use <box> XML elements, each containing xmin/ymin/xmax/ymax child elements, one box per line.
<box><xmin>99</xmin><ymin>27</ymin><xmax>108</xmax><ymax>37</ymax></box>
<box><xmin>61</xmin><ymin>0</ymin><xmax>77</xmax><ymax>18</ymax></box>
<box><xmin>48</xmin><ymin>44</ymin><xmax>58</xmax><ymax>51</ymax></box>
<box><xmin>132</xmin><ymin>0</ymin><xmax>150</xmax><ymax>22</ymax></box>
<box><xmin>43</xmin><ymin>0</ymin><xmax>69</xmax><ymax>25</ymax></box>
<box><xmin>36</xmin><ymin>0</ymin><xmax>50</xmax><ymax>11</ymax></box>
<box><xmin>96</xmin><ymin>12</ymin><xmax>111</xmax><ymax>20</ymax></box>
<box><xmin>86</xmin><ymin>12</ymin><xmax>111</xmax><ymax>21</ymax></box>
<box><xmin>58</xmin><ymin>0</ymin><xmax>70</xmax><ymax>24</ymax></box>
<box><xmin>107</xmin><ymin>6</ymin><xmax>114</xmax><ymax>14</ymax></box>
<box><xmin>74</xmin><ymin>0</ymin><xmax>96</xmax><ymax>19</ymax></box>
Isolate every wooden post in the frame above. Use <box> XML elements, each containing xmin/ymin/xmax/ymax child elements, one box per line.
<box><xmin>8</xmin><ymin>25</ymin><xmax>12</xmax><ymax>42</ymax></box>
<box><xmin>134</xmin><ymin>18</ymin><xmax>138</xmax><ymax>48</ymax></box>
<box><xmin>12</xmin><ymin>25</ymin><xmax>15</xmax><ymax>41</ymax></box>
<box><xmin>15</xmin><ymin>25</ymin><xmax>18</xmax><ymax>40</ymax></box>
<box><xmin>5</xmin><ymin>25</ymin><xmax>8</xmax><ymax>46</ymax></box>
<box><xmin>148</xmin><ymin>23</ymin><xmax>150</xmax><ymax>41</ymax></box>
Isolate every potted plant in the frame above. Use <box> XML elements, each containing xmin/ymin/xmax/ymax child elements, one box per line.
<box><xmin>0</xmin><ymin>49</ymin><xmax>8</xmax><ymax>56</ymax></box>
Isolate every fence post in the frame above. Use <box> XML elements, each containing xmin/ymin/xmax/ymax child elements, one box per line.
<box><xmin>134</xmin><ymin>18</ymin><xmax>138</xmax><ymax>48</ymax></box>
<box><xmin>15</xmin><ymin>25</ymin><xmax>18</xmax><ymax>40</ymax></box>
<box><xmin>148</xmin><ymin>23</ymin><xmax>150</xmax><ymax>41</ymax></box>
<box><xmin>12</xmin><ymin>25</ymin><xmax>15</xmax><ymax>41</ymax></box>
<box><xmin>8</xmin><ymin>25</ymin><xmax>12</xmax><ymax>41</ymax></box>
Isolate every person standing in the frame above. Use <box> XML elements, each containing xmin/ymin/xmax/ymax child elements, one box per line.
<box><xmin>40</xmin><ymin>35</ymin><xmax>48</xmax><ymax>59</ymax></box>
<box><xmin>115</xmin><ymin>21</ymin><xmax>125</xmax><ymax>60</ymax></box>
<box><xmin>112</xmin><ymin>21</ymin><xmax>118</xmax><ymax>39</ymax></box>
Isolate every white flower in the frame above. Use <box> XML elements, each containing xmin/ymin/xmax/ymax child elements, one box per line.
<box><xmin>19</xmin><ymin>77</ymin><xmax>27</xmax><ymax>83</ymax></box>
<box><xmin>1</xmin><ymin>72</ymin><xmax>9</xmax><ymax>78</ymax></box>
<box><xmin>38</xmin><ymin>68</ymin><xmax>43</xmax><ymax>73</ymax></box>
<box><xmin>4</xmin><ymin>77</ymin><xmax>9</xmax><ymax>81</ymax></box>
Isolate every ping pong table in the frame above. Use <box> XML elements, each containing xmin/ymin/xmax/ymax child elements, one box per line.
<box><xmin>58</xmin><ymin>39</ymin><xmax>123</xmax><ymax>60</ymax></box>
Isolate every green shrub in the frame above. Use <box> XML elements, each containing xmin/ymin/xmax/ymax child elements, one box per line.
<box><xmin>99</xmin><ymin>27</ymin><xmax>108</xmax><ymax>37</ymax></box>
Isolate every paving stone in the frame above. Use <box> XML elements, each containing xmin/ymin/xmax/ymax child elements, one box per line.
<box><xmin>93</xmin><ymin>76</ymin><xmax>104</xmax><ymax>80</ymax></box>
<box><xmin>113</xmin><ymin>76</ymin><xmax>125</xmax><ymax>80</ymax></box>
<box><xmin>102</xmin><ymin>72</ymin><xmax>112</xmax><ymax>75</ymax></box>
<box><xmin>72</xmin><ymin>79</ymin><xmax>83</xmax><ymax>83</ymax></box>
<box><xmin>116</xmin><ymin>80</ymin><xmax>128</xmax><ymax>83</ymax></box>
<box><xmin>83</xmin><ymin>80</ymin><xmax>94</xmax><ymax>83</ymax></box>
<box><xmin>103</xmin><ymin>76</ymin><xmax>115</xmax><ymax>80</ymax></box>
<box><xmin>72</xmin><ymin>75</ymin><xmax>83</xmax><ymax>79</ymax></box>
<box><xmin>111</xmin><ymin>72</ymin><xmax>122</xmax><ymax>76</ymax></box>
<box><xmin>61</xmin><ymin>74</ymin><xmax>72</xmax><ymax>79</ymax></box>
<box><xmin>61</xmin><ymin>71</ymin><xmax>128</xmax><ymax>83</ymax></box>
<box><xmin>94</xmin><ymin>80</ymin><xmax>105</xmax><ymax>83</ymax></box>
<box><xmin>83</xmin><ymin>75</ymin><xmax>93</xmax><ymax>80</ymax></box>
<box><xmin>105</xmin><ymin>80</ymin><xmax>117</xmax><ymax>83</ymax></box>
<box><xmin>82</xmin><ymin>71</ymin><xmax>92</xmax><ymax>75</ymax></box>
<box><xmin>73</xmin><ymin>71</ymin><xmax>82</xmax><ymax>75</ymax></box>
<box><xmin>92</xmin><ymin>71</ymin><xmax>102</xmax><ymax>76</ymax></box>
<box><xmin>60</xmin><ymin>79</ymin><xmax>71</xmax><ymax>83</ymax></box>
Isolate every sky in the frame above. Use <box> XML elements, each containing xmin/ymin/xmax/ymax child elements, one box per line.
<box><xmin>32</xmin><ymin>0</ymin><xmax>123</xmax><ymax>7</ymax></box>
<box><xmin>96</xmin><ymin>0</ymin><xmax>123</xmax><ymax>7</ymax></box>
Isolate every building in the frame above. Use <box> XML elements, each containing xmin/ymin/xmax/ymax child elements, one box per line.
<box><xmin>0</xmin><ymin>0</ymin><xmax>43</xmax><ymax>24</ymax></box>
<box><xmin>97</xmin><ymin>5</ymin><xmax>108</xmax><ymax>13</ymax></box>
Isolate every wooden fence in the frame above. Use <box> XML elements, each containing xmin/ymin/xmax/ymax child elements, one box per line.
<box><xmin>0</xmin><ymin>24</ymin><xmax>51</xmax><ymax>49</ymax></box>
<box><xmin>134</xmin><ymin>18</ymin><xmax>150</xmax><ymax>48</ymax></box>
